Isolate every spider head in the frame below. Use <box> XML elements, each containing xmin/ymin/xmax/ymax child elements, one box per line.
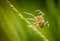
<box><xmin>35</xmin><ymin>15</ymin><xmax>43</xmax><ymax>24</ymax></box>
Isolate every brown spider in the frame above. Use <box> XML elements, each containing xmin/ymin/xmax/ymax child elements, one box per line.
<box><xmin>24</xmin><ymin>10</ymin><xmax>49</xmax><ymax>28</ymax></box>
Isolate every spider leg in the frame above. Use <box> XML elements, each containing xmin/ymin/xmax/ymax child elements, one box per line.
<box><xmin>46</xmin><ymin>21</ymin><xmax>49</xmax><ymax>27</ymax></box>
<box><xmin>43</xmin><ymin>21</ymin><xmax>49</xmax><ymax>27</ymax></box>
<box><xmin>35</xmin><ymin>10</ymin><xmax>45</xmax><ymax>16</ymax></box>
<box><xmin>26</xmin><ymin>18</ymin><xmax>35</xmax><ymax>21</ymax></box>
<box><xmin>33</xmin><ymin>22</ymin><xmax>39</xmax><ymax>26</ymax></box>
<box><xmin>24</xmin><ymin>12</ymin><xmax>35</xmax><ymax>17</ymax></box>
<box><xmin>28</xmin><ymin>22</ymin><xmax>38</xmax><ymax>28</ymax></box>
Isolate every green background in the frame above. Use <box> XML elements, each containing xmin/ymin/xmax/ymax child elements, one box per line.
<box><xmin>0</xmin><ymin>0</ymin><xmax>60</xmax><ymax>41</ymax></box>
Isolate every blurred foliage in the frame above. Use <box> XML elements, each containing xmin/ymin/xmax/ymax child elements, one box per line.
<box><xmin>0</xmin><ymin>0</ymin><xmax>60</xmax><ymax>41</ymax></box>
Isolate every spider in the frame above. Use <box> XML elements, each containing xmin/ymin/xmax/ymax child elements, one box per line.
<box><xmin>24</xmin><ymin>10</ymin><xmax>49</xmax><ymax>28</ymax></box>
